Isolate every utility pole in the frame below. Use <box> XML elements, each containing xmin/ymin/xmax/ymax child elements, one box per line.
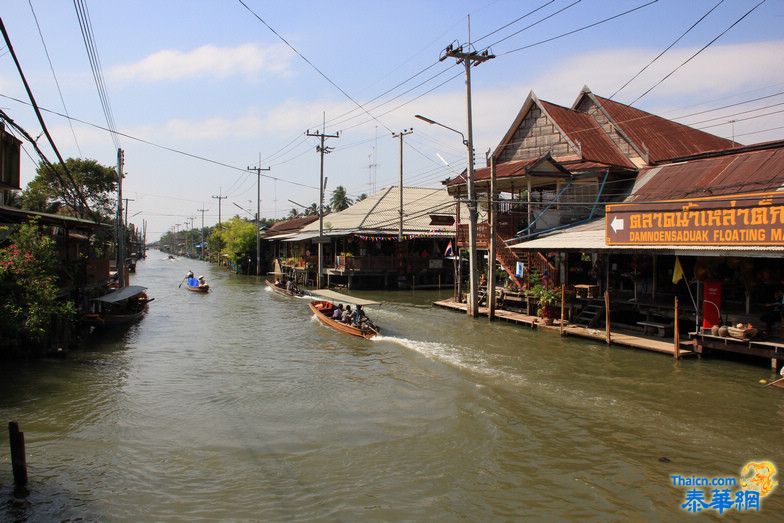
<box><xmin>306</xmin><ymin>125</ymin><xmax>339</xmax><ymax>288</ymax></box>
<box><xmin>188</xmin><ymin>215</ymin><xmax>195</xmax><ymax>258</ymax></box>
<box><xmin>440</xmin><ymin>40</ymin><xmax>494</xmax><ymax>317</ymax></box>
<box><xmin>212</xmin><ymin>188</ymin><xmax>227</xmax><ymax>229</ymax></box>
<box><xmin>392</xmin><ymin>129</ymin><xmax>413</xmax><ymax>241</ymax></box>
<box><xmin>116</xmin><ymin>148</ymin><xmax>125</xmax><ymax>288</ymax></box>
<box><xmin>123</xmin><ymin>198</ymin><xmax>135</xmax><ymax>227</ymax></box>
<box><xmin>197</xmin><ymin>206</ymin><xmax>209</xmax><ymax>260</ymax></box>
<box><xmin>247</xmin><ymin>157</ymin><xmax>270</xmax><ymax>277</ymax></box>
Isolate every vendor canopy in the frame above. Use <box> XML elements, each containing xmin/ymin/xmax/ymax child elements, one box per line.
<box><xmin>311</xmin><ymin>289</ymin><xmax>380</xmax><ymax>306</ymax></box>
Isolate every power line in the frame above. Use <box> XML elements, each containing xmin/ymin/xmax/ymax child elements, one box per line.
<box><xmin>0</xmin><ymin>92</ymin><xmax>319</xmax><ymax>190</ymax></box>
<box><xmin>473</xmin><ymin>0</ymin><xmax>556</xmax><ymax>44</ymax></box>
<box><xmin>28</xmin><ymin>0</ymin><xmax>82</xmax><ymax>157</ymax></box>
<box><xmin>500</xmin><ymin>1</ymin><xmax>659</xmax><ymax>56</ymax></box>
<box><xmin>72</xmin><ymin>0</ymin><xmax>120</xmax><ymax>149</ymax></box>
<box><xmin>236</xmin><ymin>0</ymin><xmax>393</xmax><ymax>134</ymax></box>
<box><xmin>610</xmin><ymin>0</ymin><xmax>724</xmax><ymax>100</ymax></box>
<box><xmin>484</xmin><ymin>0</ymin><xmax>583</xmax><ymax>50</ymax></box>
<box><xmin>630</xmin><ymin>0</ymin><xmax>766</xmax><ymax>105</ymax></box>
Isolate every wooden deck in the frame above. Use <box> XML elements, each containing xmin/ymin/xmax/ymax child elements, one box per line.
<box><xmin>434</xmin><ymin>299</ymin><xmax>695</xmax><ymax>358</ymax></box>
<box><xmin>692</xmin><ymin>333</ymin><xmax>784</xmax><ymax>367</ymax></box>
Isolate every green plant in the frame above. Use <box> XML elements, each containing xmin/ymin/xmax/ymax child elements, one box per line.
<box><xmin>525</xmin><ymin>270</ymin><xmax>558</xmax><ymax>318</ymax></box>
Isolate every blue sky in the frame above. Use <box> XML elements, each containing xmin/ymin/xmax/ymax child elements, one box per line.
<box><xmin>2</xmin><ymin>0</ymin><xmax>783</xmax><ymax>240</ymax></box>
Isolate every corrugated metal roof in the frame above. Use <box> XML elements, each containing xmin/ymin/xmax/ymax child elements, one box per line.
<box><xmin>447</xmin><ymin>155</ymin><xmax>572</xmax><ymax>188</ymax></box>
<box><xmin>509</xmin><ymin>218</ymin><xmax>784</xmax><ymax>255</ymax></box>
<box><xmin>299</xmin><ymin>187</ymin><xmax>463</xmax><ymax>235</ymax></box>
<box><xmin>593</xmin><ymin>95</ymin><xmax>737</xmax><ymax>163</ymax></box>
<box><xmin>629</xmin><ymin>145</ymin><xmax>784</xmax><ymax>201</ymax></box>
<box><xmin>265</xmin><ymin>215</ymin><xmax>319</xmax><ymax>234</ymax></box>
<box><xmin>540</xmin><ymin>100</ymin><xmax>636</xmax><ymax>169</ymax></box>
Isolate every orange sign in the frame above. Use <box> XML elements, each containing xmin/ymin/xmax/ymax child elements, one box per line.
<box><xmin>605</xmin><ymin>192</ymin><xmax>784</xmax><ymax>246</ymax></box>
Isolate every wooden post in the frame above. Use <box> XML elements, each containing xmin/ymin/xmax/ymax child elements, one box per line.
<box><xmin>674</xmin><ymin>296</ymin><xmax>680</xmax><ymax>359</ymax></box>
<box><xmin>9</xmin><ymin>421</ymin><xmax>28</xmax><ymax>487</ymax></box>
<box><xmin>560</xmin><ymin>284</ymin><xmax>565</xmax><ymax>336</ymax></box>
<box><xmin>604</xmin><ymin>290</ymin><xmax>611</xmax><ymax>345</ymax></box>
<box><xmin>488</xmin><ymin>155</ymin><xmax>497</xmax><ymax>321</ymax></box>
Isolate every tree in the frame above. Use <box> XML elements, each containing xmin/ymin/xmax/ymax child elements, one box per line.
<box><xmin>356</xmin><ymin>193</ymin><xmax>367</xmax><ymax>202</ymax></box>
<box><xmin>287</xmin><ymin>208</ymin><xmax>300</xmax><ymax>219</ymax></box>
<box><xmin>21</xmin><ymin>158</ymin><xmax>117</xmax><ymax>220</ymax></box>
<box><xmin>0</xmin><ymin>219</ymin><xmax>75</xmax><ymax>347</ymax></box>
<box><xmin>330</xmin><ymin>186</ymin><xmax>353</xmax><ymax>211</ymax></box>
<box><xmin>214</xmin><ymin>216</ymin><xmax>256</xmax><ymax>264</ymax></box>
<box><xmin>304</xmin><ymin>203</ymin><xmax>319</xmax><ymax>216</ymax></box>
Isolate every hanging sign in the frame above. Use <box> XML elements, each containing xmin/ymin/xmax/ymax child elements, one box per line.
<box><xmin>605</xmin><ymin>192</ymin><xmax>784</xmax><ymax>246</ymax></box>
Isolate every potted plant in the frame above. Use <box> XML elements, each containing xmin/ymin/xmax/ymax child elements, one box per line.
<box><xmin>526</xmin><ymin>272</ymin><xmax>559</xmax><ymax>325</ymax></box>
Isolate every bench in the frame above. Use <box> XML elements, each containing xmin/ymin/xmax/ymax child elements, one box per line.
<box><xmin>637</xmin><ymin>321</ymin><xmax>672</xmax><ymax>337</ymax></box>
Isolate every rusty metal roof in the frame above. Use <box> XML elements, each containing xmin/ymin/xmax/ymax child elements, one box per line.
<box><xmin>593</xmin><ymin>95</ymin><xmax>737</xmax><ymax>163</ymax></box>
<box><xmin>540</xmin><ymin>100</ymin><xmax>636</xmax><ymax>169</ymax></box>
<box><xmin>264</xmin><ymin>215</ymin><xmax>319</xmax><ymax>234</ymax></box>
<box><xmin>446</xmin><ymin>155</ymin><xmax>570</xmax><ymax>188</ymax></box>
<box><xmin>629</xmin><ymin>142</ymin><xmax>784</xmax><ymax>201</ymax></box>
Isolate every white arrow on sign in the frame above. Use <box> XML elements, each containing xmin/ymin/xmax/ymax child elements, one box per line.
<box><xmin>610</xmin><ymin>216</ymin><xmax>624</xmax><ymax>233</ymax></box>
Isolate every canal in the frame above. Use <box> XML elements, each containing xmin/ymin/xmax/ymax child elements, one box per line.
<box><xmin>1</xmin><ymin>250</ymin><xmax>783</xmax><ymax>520</ymax></box>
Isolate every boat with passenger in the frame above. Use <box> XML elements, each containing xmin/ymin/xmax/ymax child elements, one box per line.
<box><xmin>308</xmin><ymin>289</ymin><xmax>380</xmax><ymax>339</ymax></box>
<box><xmin>185</xmin><ymin>275</ymin><xmax>210</xmax><ymax>293</ymax></box>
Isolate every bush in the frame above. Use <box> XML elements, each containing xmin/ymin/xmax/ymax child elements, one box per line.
<box><xmin>0</xmin><ymin>220</ymin><xmax>75</xmax><ymax>348</ymax></box>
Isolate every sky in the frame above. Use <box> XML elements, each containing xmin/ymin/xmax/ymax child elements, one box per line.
<box><xmin>2</xmin><ymin>0</ymin><xmax>784</xmax><ymax>241</ymax></box>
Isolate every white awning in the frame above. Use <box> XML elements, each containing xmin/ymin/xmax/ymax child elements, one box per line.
<box><xmin>311</xmin><ymin>289</ymin><xmax>380</xmax><ymax>306</ymax></box>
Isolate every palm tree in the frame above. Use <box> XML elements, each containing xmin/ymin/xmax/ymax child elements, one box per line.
<box><xmin>330</xmin><ymin>186</ymin><xmax>353</xmax><ymax>212</ymax></box>
<box><xmin>287</xmin><ymin>208</ymin><xmax>300</xmax><ymax>219</ymax></box>
<box><xmin>356</xmin><ymin>193</ymin><xmax>367</xmax><ymax>202</ymax></box>
<box><xmin>304</xmin><ymin>203</ymin><xmax>319</xmax><ymax>216</ymax></box>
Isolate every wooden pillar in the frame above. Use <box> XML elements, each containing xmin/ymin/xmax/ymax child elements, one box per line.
<box><xmin>560</xmin><ymin>284</ymin><xmax>565</xmax><ymax>336</ymax></box>
<box><xmin>9</xmin><ymin>421</ymin><xmax>28</xmax><ymax>487</ymax></box>
<box><xmin>488</xmin><ymin>156</ymin><xmax>497</xmax><ymax>321</ymax></box>
<box><xmin>674</xmin><ymin>296</ymin><xmax>680</xmax><ymax>359</ymax></box>
<box><xmin>652</xmin><ymin>254</ymin><xmax>657</xmax><ymax>302</ymax></box>
<box><xmin>604</xmin><ymin>290</ymin><xmax>611</xmax><ymax>345</ymax></box>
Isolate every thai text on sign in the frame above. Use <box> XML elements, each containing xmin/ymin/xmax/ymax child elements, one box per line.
<box><xmin>605</xmin><ymin>192</ymin><xmax>784</xmax><ymax>246</ymax></box>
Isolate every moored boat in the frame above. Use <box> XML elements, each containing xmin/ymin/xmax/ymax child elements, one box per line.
<box><xmin>81</xmin><ymin>285</ymin><xmax>152</xmax><ymax>327</ymax></box>
<box><xmin>308</xmin><ymin>290</ymin><xmax>380</xmax><ymax>339</ymax></box>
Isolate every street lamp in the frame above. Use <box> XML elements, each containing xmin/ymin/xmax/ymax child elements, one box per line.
<box><xmin>415</xmin><ymin>112</ymin><xmax>478</xmax><ymax>317</ymax></box>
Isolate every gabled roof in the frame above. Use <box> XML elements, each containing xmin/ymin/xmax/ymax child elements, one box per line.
<box><xmin>265</xmin><ymin>215</ymin><xmax>318</xmax><ymax>235</ymax></box>
<box><xmin>539</xmin><ymin>100</ymin><xmax>636</xmax><ymax>169</ymax></box>
<box><xmin>300</xmin><ymin>186</ymin><xmax>463</xmax><ymax>235</ymax></box>
<box><xmin>574</xmin><ymin>88</ymin><xmax>737</xmax><ymax>163</ymax></box>
<box><xmin>446</xmin><ymin>154</ymin><xmax>571</xmax><ymax>189</ymax></box>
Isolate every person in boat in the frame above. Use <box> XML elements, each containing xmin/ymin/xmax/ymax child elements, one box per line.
<box><xmin>341</xmin><ymin>305</ymin><xmax>352</xmax><ymax>324</ymax></box>
<box><xmin>198</xmin><ymin>275</ymin><xmax>207</xmax><ymax>287</ymax></box>
<box><xmin>352</xmin><ymin>304</ymin><xmax>365</xmax><ymax>327</ymax></box>
<box><xmin>187</xmin><ymin>270</ymin><xmax>194</xmax><ymax>279</ymax></box>
<box><xmin>285</xmin><ymin>279</ymin><xmax>293</xmax><ymax>292</ymax></box>
<box><xmin>332</xmin><ymin>303</ymin><xmax>343</xmax><ymax>320</ymax></box>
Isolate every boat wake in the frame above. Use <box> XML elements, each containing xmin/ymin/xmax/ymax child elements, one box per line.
<box><xmin>372</xmin><ymin>335</ymin><xmax>525</xmax><ymax>384</ymax></box>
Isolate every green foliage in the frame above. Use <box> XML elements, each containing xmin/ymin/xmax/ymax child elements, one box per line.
<box><xmin>21</xmin><ymin>158</ymin><xmax>117</xmax><ymax>220</ymax></box>
<box><xmin>0</xmin><ymin>220</ymin><xmax>75</xmax><ymax>344</ymax></box>
<box><xmin>212</xmin><ymin>216</ymin><xmax>257</xmax><ymax>263</ymax></box>
<box><xmin>330</xmin><ymin>186</ymin><xmax>353</xmax><ymax>212</ymax></box>
<box><xmin>525</xmin><ymin>270</ymin><xmax>558</xmax><ymax>318</ymax></box>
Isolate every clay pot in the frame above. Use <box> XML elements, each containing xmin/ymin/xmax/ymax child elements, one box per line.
<box><xmin>710</xmin><ymin>325</ymin><xmax>720</xmax><ymax>336</ymax></box>
<box><xmin>718</xmin><ymin>325</ymin><xmax>729</xmax><ymax>337</ymax></box>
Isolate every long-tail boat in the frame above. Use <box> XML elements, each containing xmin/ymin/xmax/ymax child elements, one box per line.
<box><xmin>81</xmin><ymin>285</ymin><xmax>152</xmax><ymax>327</ymax></box>
<box><xmin>308</xmin><ymin>290</ymin><xmax>380</xmax><ymax>339</ymax></box>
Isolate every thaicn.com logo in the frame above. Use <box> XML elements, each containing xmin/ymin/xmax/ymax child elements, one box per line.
<box><xmin>672</xmin><ymin>461</ymin><xmax>777</xmax><ymax>514</ymax></box>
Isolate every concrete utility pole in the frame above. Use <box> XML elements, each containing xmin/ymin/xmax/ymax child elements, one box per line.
<box><xmin>212</xmin><ymin>188</ymin><xmax>227</xmax><ymax>229</ymax></box>
<box><xmin>440</xmin><ymin>41</ymin><xmax>494</xmax><ymax>317</ymax></box>
<box><xmin>393</xmin><ymin>129</ymin><xmax>413</xmax><ymax>241</ymax></box>
<box><xmin>123</xmin><ymin>198</ymin><xmax>135</xmax><ymax>228</ymax></box>
<box><xmin>247</xmin><ymin>158</ymin><xmax>270</xmax><ymax>277</ymax></box>
<box><xmin>306</xmin><ymin>126</ymin><xmax>339</xmax><ymax>288</ymax></box>
<box><xmin>116</xmin><ymin>148</ymin><xmax>125</xmax><ymax>288</ymax></box>
<box><xmin>197</xmin><ymin>206</ymin><xmax>209</xmax><ymax>260</ymax></box>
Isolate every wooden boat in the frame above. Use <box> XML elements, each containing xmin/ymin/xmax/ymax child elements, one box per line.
<box><xmin>265</xmin><ymin>279</ymin><xmax>304</xmax><ymax>297</ymax></box>
<box><xmin>81</xmin><ymin>285</ymin><xmax>152</xmax><ymax>327</ymax></box>
<box><xmin>308</xmin><ymin>290</ymin><xmax>381</xmax><ymax>339</ymax></box>
<box><xmin>185</xmin><ymin>277</ymin><xmax>209</xmax><ymax>293</ymax></box>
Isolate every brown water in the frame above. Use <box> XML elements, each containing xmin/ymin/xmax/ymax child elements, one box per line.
<box><xmin>1</xmin><ymin>250</ymin><xmax>783</xmax><ymax>521</ymax></box>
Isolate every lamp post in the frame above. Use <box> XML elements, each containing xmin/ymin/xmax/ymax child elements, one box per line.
<box><xmin>415</xmin><ymin>113</ymin><xmax>478</xmax><ymax>317</ymax></box>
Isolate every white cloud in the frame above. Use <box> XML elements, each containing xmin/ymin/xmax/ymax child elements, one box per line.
<box><xmin>109</xmin><ymin>43</ymin><xmax>294</xmax><ymax>82</ymax></box>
